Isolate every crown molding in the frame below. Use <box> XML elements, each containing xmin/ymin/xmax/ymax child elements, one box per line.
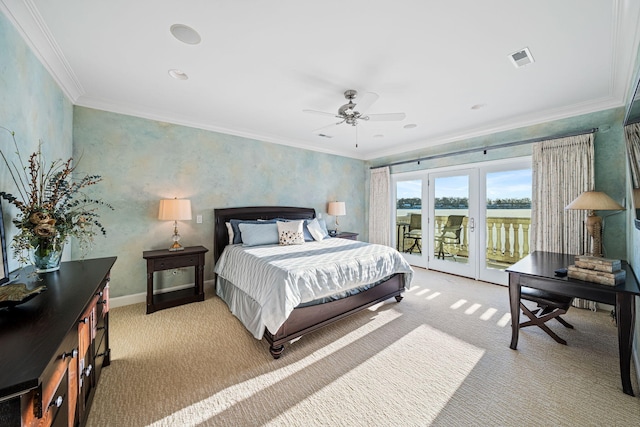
<box><xmin>1</xmin><ymin>0</ymin><xmax>84</xmax><ymax>102</ymax></box>
<box><xmin>363</xmin><ymin>96</ymin><xmax>624</xmax><ymax>161</ymax></box>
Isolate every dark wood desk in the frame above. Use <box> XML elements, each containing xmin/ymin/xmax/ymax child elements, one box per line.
<box><xmin>507</xmin><ymin>251</ymin><xmax>639</xmax><ymax>396</ymax></box>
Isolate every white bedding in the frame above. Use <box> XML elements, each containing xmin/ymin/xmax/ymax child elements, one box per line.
<box><xmin>214</xmin><ymin>238</ymin><xmax>413</xmax><ymax>339</ymax></box>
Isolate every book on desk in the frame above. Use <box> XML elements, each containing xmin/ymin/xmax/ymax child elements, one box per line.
<box><xmin>567</xmin><ymin>255</ymin><xmax>626</xmax><ymax>286</ymax></box>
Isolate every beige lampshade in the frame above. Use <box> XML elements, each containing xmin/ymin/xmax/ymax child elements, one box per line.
<box><xmin>564</xmin><ymin>191</ymin><xmax>624</xmax><ymax>211</ymax></box>
<box><xmin>327</xmin><ymin>201</ymin><xmax>346</xmax><ymax>216</ymax></box>
<box><xmin>158</xmin><ymin>199</ymin><xmax>192</xmax><ymax>221</ymax></box>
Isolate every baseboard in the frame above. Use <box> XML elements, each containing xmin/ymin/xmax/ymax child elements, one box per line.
<box><xmin>110</xmin><ymin>279</ymin><xmax>216</xmax><ymax>309</ymax></box>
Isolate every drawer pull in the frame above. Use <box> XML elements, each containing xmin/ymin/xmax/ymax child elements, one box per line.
<box><xmin>96</xmin><ymin>290</ymin><xmax>103</xmax><ymax>297</ymax></box>
<box><xmin>97</xmin><ymin>299</ymin><xmax>107</xmax><ymax>305</ymax></box>
<box><xmin>79</xmin><ymin>316</ymin><xmax>90</xmax><ymax>324</ymax></box>
<box><xmin>50</xmin><ymin>396</ymin><xmax>64</xmax><ymax>408</ymax></box>
<box><xmin>61</xmin><ymin>349</ymin><xmax>78</xmax><ymax>360</ymax></box>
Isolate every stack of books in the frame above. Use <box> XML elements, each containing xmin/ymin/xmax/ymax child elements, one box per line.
<box><xmin>567</xmin><ymin>255</ymin><xmax>626</xmax><ymax>286</ymax></box>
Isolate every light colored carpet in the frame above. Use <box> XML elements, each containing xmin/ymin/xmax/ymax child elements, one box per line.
<box><xmin>87</xmin><ymin>268</ymin><xmax>639</xmax><ymax>426</ymax></box>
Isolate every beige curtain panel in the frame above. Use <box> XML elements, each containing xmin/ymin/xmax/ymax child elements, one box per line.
<box><xmin>624</xmin><ymin>123</ymin><xmax>640</xmax><ymax>188</ymax></box>
<box><xmin>369</xmin><ymin>167</ymin><xmax>391</xmax><ymax>246</ymax></box>
<box><xmin>531</xmin><ymin>133</ymin><xmax>595</xmax><ymax>309</ymax></box>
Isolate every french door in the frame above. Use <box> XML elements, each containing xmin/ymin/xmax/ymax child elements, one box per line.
<box><xmin>427</xmin><ymin>169</ymin><xmax>478</xmax><ymax>278</ymax></box>
<box><xmin>392</xmin><ymin>157</ymin><xmax>531</xmax><ymax>285</ymax></box>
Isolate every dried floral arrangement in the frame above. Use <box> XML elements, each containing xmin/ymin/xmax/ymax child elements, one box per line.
<box><xmin>0</xmin><ymin>126</ymin><xmax>112</xmax><ymax>265</ymax></box>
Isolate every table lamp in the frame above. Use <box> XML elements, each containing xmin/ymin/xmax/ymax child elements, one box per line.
<box><xmin>327</xmin><ymin>201</ymin><xmax>346</xmax><ymax>234</ymax></box>
<box><xmin>565</xmin><ymin>191</ymin><xmax>624</xmax><ymax>257</ymax></box>
<box><xmin>158</xmin><ymin>198</ymin><xmax>192</xmax><ymax>251</ymax></box>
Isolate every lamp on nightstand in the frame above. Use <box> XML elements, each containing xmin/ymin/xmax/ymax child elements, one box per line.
<box><xmin>158</xmin><ymin>198</ymin><xmax>192</xmax><ymax>251</ymax></box>
<box><xmin>327</xmin><ymin>201</ymin><xmax>346</xmax><ymax>235</ymax></box>
<box><xmin>565</xmin><ymin>191</ymin><xmax>624</xmax><ymax>257</ymax></box>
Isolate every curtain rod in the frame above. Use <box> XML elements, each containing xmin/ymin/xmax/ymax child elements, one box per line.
<box><xmin>369</xmin><ymin>127</ymin><xmax>599</xmax><ymax>170</ymax></box>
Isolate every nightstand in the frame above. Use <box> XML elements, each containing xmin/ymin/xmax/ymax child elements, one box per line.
<box><xmin>143</xmin><ymin>245</ymin><xmax>208</xmax><ymax>314</ymax></box>
<box><xmin>334</xmin><ymin>231</ymin><xmax>359</xmax><ymax>240</ymax></box>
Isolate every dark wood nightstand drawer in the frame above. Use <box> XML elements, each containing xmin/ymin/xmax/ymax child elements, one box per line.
<box><xmin>151</xmin><ymin>255</ymin><xmax>199</xmax><ymax>270</ymax></box>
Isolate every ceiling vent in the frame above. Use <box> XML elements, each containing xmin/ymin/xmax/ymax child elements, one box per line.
<box><xmin>509</xmin><ymin>47</ymin><xmax>534</xmax><ymax>68</ymax></box>
<box><xmin>317</xmin><ymin>133</ymin><xmax>333</xmax><ymax>138</ymax></box>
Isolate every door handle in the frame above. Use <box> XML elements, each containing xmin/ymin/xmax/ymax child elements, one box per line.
<box><xmin>469</xmin><ymin>217</ymin><xmax>475</xmax><ymax>232</ymax></box>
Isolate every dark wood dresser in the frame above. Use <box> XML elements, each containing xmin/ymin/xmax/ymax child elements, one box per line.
<box><xmin>0</xmin><ymin>256</ymin><xmax>117</xmax><ymax>427</ymax></box>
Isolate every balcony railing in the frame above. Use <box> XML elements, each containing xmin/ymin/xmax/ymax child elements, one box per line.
<box><xmin>397</xmin><ymin>215</ymin><xmax>531</xmax><ymax>267</ymax></box>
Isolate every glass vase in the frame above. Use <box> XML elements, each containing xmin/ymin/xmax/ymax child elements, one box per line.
<box><xmin>30</xmin><ymin>237</ymin><xmax>65</xmax><ymax>273</ymax></box>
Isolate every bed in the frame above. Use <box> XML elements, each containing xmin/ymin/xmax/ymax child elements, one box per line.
<box><xmin>213</xmin><ymin>206</ymin><xmax>413</xmax><ymax>358</ymax></box>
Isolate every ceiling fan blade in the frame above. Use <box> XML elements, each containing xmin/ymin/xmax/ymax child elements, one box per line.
<box><xmin>311</xmin><ymin>121</ymin><xmax>343</xmax><ymax>134</ymax></box>
<box><xmin>354</xmin><ymin>92</ymin><xmax>379</xmax><ymax>113</ymax></box>
<box><xmin>367</xmin><ymin>112</ymin><xmax>406</xmax><ymax>121</ymax></box>
<box><xmin>303</xmin><ymin>109</ymin><xmax>339</xmax><ymax>118</ymax></box>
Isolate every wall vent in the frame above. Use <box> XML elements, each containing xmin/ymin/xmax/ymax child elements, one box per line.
<box><xmin>317</xmin><ymin>133</ymin><xmax>333</xmax><ymax>138</ymax></box>
<box><xmin>509</xmin><ymin>47</ymin><xmax>534</xmax><ymax>68</ymax></box>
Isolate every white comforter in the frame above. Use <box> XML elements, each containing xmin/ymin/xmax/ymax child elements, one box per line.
<box><xmin>214</xmin><ymin>238</ymin><xmax>413</xmax><ymax>338</ymax></box>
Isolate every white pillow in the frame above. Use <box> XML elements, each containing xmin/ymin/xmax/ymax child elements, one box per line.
<box><xmin>277</xmin><ymin>220</ymin><xmax>305</xmax><ymax>245</ymax></box>
<box><xmin>306</xmin><ymin>218</ymin><xmax>326</xmax><ymax>241</ymax></box>
<box><xmin>225</xmin><ymin>222</ymin><xmax>234</xmax><ymax>244</ymax></box>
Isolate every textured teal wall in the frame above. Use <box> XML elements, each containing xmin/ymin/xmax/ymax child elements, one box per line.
<box><xmin>367</xmin><ymin>108</ymin><xmax>628</xmax><ymax>260</ymax></box>
<box><xmin>72</xmin><ymin>107</ymin><xmax>367</xmax><ymax>297</ymax></box>
<box><xmin>0</xmin><ymin>11</ymin><xmax>73</xmax><ymax>273</ymax></box>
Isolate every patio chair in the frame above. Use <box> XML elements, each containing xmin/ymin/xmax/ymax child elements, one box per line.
<box><xmin>435</xmin><ymin>215</ymin><xmax>465</xmax><ymax>259</ymax></box>
<box><xmin>403</xmin><ymin>213</ymin><xmax>422</xmax><ymax>253</ymax></box>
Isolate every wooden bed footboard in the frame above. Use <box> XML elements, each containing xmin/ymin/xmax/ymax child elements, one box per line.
<box><xmin>264</xmin><ymin>273</ymin><xmax>404</xmax><ymax>358</ymax></box>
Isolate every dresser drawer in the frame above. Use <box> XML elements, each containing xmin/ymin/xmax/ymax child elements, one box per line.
<box><xmin>20</xmin><ymin>332</ymin><xmax>76</xmax><ymax>427</ymax></box>
<box><xmin>45</xmin><ymin>370</ymin><xmax>69</xmax><ymax>427</ymax></box>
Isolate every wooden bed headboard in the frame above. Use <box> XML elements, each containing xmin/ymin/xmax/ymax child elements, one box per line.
<box><xmin>213</xmin><ymin>206</ymin><xmax>316</xmax><ymax>262</ymax></box>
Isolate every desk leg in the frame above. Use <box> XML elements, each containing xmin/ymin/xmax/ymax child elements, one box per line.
<box><xmin>509</xmin><ymin>273</ymin><xmax>521</xmax><ymax>350</ymax></box>
<box><xmin>616</xmin><ymin>292</ymin><xmax>636</xmax><ymax>396</ymax></box>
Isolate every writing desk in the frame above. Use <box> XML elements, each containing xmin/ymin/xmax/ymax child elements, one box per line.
<box><xmin>506</xmin><ymin>251</ymin><xmax>639</xmax><ymax>396</ymax></box>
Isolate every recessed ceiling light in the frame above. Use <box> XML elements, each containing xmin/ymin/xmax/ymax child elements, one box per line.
<box><xmin>403</xmin><ymin>124</ymin><xmax>417</xmax><ymax>129</ymax></box>
<box><xmin>170</xmin><ymin>24</ymin><xmax>201</xmax><ymax>45</ymax></box>
<box><xmin>471</xmin><ymin>104</ymin><xmax>486</xmax><ymax>110</ymax></box>
<box><xmin>168</xmin><ymin>69</ymin><xmax>188</xmax><ymax>80</ymax></box>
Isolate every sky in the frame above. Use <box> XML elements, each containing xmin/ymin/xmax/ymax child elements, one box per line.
<box><xmin>397</xmin><ymin>169</ymin><xmax>532</xmax><ymax>200</ymax></box>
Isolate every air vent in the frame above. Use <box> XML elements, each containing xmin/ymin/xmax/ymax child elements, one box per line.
<box><xmin>317</xmin><ymin>133</ymin><xmax>333</xmax><ymax>138</ymax></box>
<box><xmin>509</xmin><ymin>47</ymin><xmax>534</xmax><ymax>68</ymax></box>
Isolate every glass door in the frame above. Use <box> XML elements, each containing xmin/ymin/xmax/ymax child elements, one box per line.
<box><xmin>393</xmin><ymin>176</ymin><xmax>427</xmax><ymax>268</ymax></box>
<box><xmin>427</xmin><ymin>170</ymin><xmax>478</xmax><ymax>278</ymax></box>
<box><xmin>478</xmin><ymin>163</ymin><xmax>532</xmax><ymax>285</ymax></box>
<box><xmin>390</xmin><ymin>158</ymin><xmax>531</xmax><ymax>284</ymax></box>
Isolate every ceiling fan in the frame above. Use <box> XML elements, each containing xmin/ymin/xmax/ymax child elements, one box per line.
<box><xmin>303</xmin><ymin>90</ymin><xmax>406</xmax><ymax>134</ymax></box>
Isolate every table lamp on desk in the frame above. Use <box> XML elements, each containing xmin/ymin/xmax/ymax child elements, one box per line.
<box><xmin>565</xmin><ymin>191</ymin><xmax>624</xmax><ymax>257</ymax></box>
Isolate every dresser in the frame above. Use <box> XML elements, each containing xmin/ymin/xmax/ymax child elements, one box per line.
<box><xmin>0</xmin><ymin>257</ymin><xmax>117</xmax><ymax>427</ymax></box>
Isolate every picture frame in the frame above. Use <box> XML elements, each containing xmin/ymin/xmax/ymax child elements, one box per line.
<box><xmin>0</xmin><ymin>202</ymin><xmax>9</xmax><ymax>286</ymax></box>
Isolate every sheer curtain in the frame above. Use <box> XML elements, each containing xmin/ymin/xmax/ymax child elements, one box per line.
<box><xmin>624</xmin><ymin>123</ymin><xmax>640</xmax><ymax>188</ymax></box>
<box><xmin>369</xmin><ymin>167</ymin><xmax>391</xmax><ymax>246</ymax></box>
<box><xmin>531</xmin><ymin>133</ymin><xmax>594</xmax><ymax>309</ymax></box>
